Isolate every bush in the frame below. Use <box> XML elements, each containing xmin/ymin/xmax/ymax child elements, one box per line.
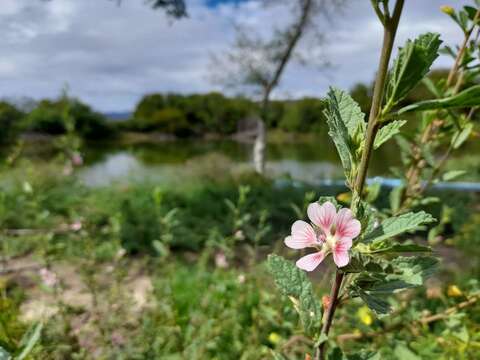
<box><xmin>23</xmin><ymin>99</ymin><xmax>113</xmax><ymax>139</ymax></box>
<box><xmin>279</xmin><ymin>98</ymin><xmax>328</xmax><ymax>133</ymax></box>
<box><xmin>24</xmin><ymin>100</ymin><xmax>65</xmax><ymax>134</ymax></box>
<box><xmin>0</xmin><ymin>101</ymin><xmax>24</xmax><ymax>144</ymax></box>
<box><xmin>120</xmin><ymin>191</ymin><xmax>162</xmax><ymax>254</ymax></box>
<box><xmin>69</xmin><ymin>101</ymin><xmax>113</xmax><ymax>140</ymax></box>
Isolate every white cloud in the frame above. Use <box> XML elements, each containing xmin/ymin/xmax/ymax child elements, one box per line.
<box><xmin>0</xmin><ymin>0</ymin><xmax>465</xmax><ymax>111</ymax></box>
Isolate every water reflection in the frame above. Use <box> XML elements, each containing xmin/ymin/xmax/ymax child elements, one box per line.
<box><xmin>79</xmin><ymin>139</ymin><xmax>399</xmax><ymax>186</ymax></box>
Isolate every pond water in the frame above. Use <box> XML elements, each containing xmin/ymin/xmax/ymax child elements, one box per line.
<box><xmin>78</xmin><ymin>139</ymin><xmax>403</xmax><ymax>187</ymax></box>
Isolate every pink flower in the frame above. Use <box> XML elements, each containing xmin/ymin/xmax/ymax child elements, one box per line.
<box><xmin>215</xmin><ymin>252</ymin><xmax>229</xmax><ymax>269</ymax></box>
<box><xmin>39</xmin><ymin>267</ymin><xmax>58</xmax><ymax>287</ymax></box>
<box><xmin>70</xmin><ymin>220</ymin><xmax>82</xmax><ymax>231</ymax></box>
<box><xmin>71</xmin><ymin>152</ymin><xmax>83</xmax><ymax>167</ymax></box>
<box><xmin>284</xmin><ymin>201</ymin><xmax>361</xmax><ymax>271</ymax></box>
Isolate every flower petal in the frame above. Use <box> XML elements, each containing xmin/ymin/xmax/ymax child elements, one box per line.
<box><xmin>333</xmin><ymin>238</ymin><xmax>352</xmax><ymax>268</ymax></box>
<box><xmin>335</xmin><ymin>208</ymin><xmax>361</xmax><ymax>239</ymax></box>
<box><xmin>308</xmin><ymin>201</ymin><xmax>337</xmax><ymax>233</ymax></box>
<box><xmin>285</xmin><ymin>220</ymin><xmax>316</xmax><ymax>249</ymax></box>
<box><xmin>296</xmin><ymin>252</ymin><xmax>325</xmax><ymax>272</ymax></box>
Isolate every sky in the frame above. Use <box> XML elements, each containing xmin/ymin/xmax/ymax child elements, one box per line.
<box><xmin>0</xmin><ymin>0</ymin><xmax>465</xmax><ymax>112</ymax></box>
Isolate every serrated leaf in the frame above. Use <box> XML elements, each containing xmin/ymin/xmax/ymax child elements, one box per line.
<box><xmin>328</xmin><ymin>87</ymin><xmax>366</xmax><ymax>139</ymax></box>
<box><xmin>341</xmin><ymin>251</ymin><xmax>386</xmax><ymax>274</ymax></box>
<box><xmin>350</xmin><ymin>256</ymin><xmax>438</xmax><ymax>314</ymax></box>
<box><xmin>267</xmin><ymin>255</ymin><xmax>321</xmax><ymax>336</ymax></box>
<box><xmin>325</xmin><ymin>87</ymin><xmax>365</xmax><ymax>180</ymax></box>
<box><xmin>363</xmin><ymin>211</ymin><xmax>435</xmax><ymax>243</ymax></box>
<box><xmin>385</xmin><ymin>33</ymin><xmax>442</xmax><ymax>109</ymax></box>
<box><xmin>356</xmin><ymin>288</ymin><xmax>391</xmax><ymax>314</ymax></box>
<box><xmin>397</xmin><ymin>85</ymin><xmax>480</xmax><ymax>114</ymax></box>
<box><xmin>442</xmin><ymin>170</ymin><xmax>466</xmax><ymax>181</ymax></box>
<box><xmin>374</xmin><ymin>120</ymin><xmax>406</xmax><ymax>149</ymax></box>
<box><xmin>391</xmin><ymin>256</ymin><xmax>439</xmax><ymax>284</ymax></box>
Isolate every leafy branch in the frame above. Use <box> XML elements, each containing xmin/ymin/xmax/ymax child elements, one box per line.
<box><xmin>316</xmin><ymin>1</ymin><xmax>405</xmax><ymax>359</ymax></box>
<box><xmin>337</xmin><ymin>293</ymin><xmax>480</xmax><ymax>343</ymax></box>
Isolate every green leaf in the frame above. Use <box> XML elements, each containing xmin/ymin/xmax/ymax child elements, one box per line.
<box><xmin>394</xmin><ymin>344</ymin><xmax>421</xmax><ymax>360</ymax></box>
<box><xmin>16</xmin><ymin>323</ymin><xmax>43</xmax><ymax>360</ymax></box>
<box><xmin>325</xmin><ymin>87</ymin><xmax>365</xmax><ymax>180</ymax></box>
<box><xmin>318</xmin><ymin>196</ymin><xmax>338</xmax><ymax>209</ymax></box>
<box><xmin>374</xmin><ymin>120</ymin><xmax>406</xmax><ymax>149</ymax></box>
<box><xmin>451</xmin><ymin>123</ymin><xmax>473</xmax><ymax>149</ymax></box>
<box><xmin>267</xmin><ymin>255</ymin><xmax>321</xmax><ymax>336</ymax></box>
<box><xmin>356</xmin><ymin>288</ymin><xmax>391</xmax><ymax>314</ymax></box>
<box><xmin>340</xmin><ymin>251</ymin><xmax>386</xmax><ymax>274</ymax></box>
<box><xmin>328</xmin><ymin>87</ymin><xmax>366</xmax><ymax>140</ymax></box>
<box><xmin>363</xmin><ymin>211</ymin><xmax>435</xmax><ymax>243</ymax></box>
<box><xmin>442</xmin><ymin>170</ymin><xmax>466</xmax><ymax>181</ymax></box>
<box><xmin>350</xmin><ymin>256</ymin><xmax>438</xmax><ymax>313</ymax></box>
<box><xmin>397</xmin><ymin>85</ymin><xmax>480</xmax><ymax>114</ymax></box>
<box><xmin>390</xmin><ymin>256</ymin><xmax>439</xmax><ymax>285</ymax></box>
<box><xmin>389</xmin><ymin>185</ymin><xmax>404</xmax><ymax>214</ymax></box>
<box><xmin>365</xmin><ymin>182</ymin><xmax>381</xmax><ymax>203</ymax></box>
<box><xmin>368</xmin><ymin>239</ymin><xmax>431</xmax><ymax>254</ymax></box>
<box><xmin>421</xmin><ymin>77</ymin><xmax>442</xmax><ymax>98</ymax></box>
<box><xmin>385</xmin><ymin>33</ymin><xmax>442</xmax><ymax>110</ymax></box>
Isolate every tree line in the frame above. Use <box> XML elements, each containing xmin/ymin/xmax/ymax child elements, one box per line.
<box><xmin>0</xmin><ymin>70</ymin><xmax>448</xmax><ymax>145</ymax></box>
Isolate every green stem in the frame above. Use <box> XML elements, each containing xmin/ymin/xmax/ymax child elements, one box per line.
<box><xmin>315</xmin><ymin>1</ymin><xmax>404</xmax><ymax>359</ymax></box>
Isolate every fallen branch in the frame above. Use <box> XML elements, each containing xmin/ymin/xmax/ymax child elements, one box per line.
<box><xmin>2</xmin><ymin>226</ymin><xmax>80</xmax><ymax>236</ymax></box>
<box><xmin>0</xmin><ymin>264</ymin><xmax>43</xmax><ymax>275</ymax></box>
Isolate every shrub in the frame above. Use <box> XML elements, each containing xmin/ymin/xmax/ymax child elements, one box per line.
<box><xmin>24</xmin><ymin>100</ymin><xmax>66</xmax><ymax>134</ymax></box>
<box><xmin>0</xmin><ymin>101</ymin><xmax>24</xmax><ymax>144</ymax></box>
<box><xmin>23</xmin><ymin>99</ymin><xmax>113</xmax><ymax>139</ymax></box>
<box><xmin>119</xmin><ymin>191</ymin><xmax>162</xmax><ymax>254</ymax></box>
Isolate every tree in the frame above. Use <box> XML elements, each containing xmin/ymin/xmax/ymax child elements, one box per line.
<box><xmin>0</xmin><ymin>102</ymin><xmax>24</xmax><ymax>145</ymax></box>
<box><xmin>212</xmin><ymin>0</ymin><xmax>342</xmax><ymax>174</ymax></box>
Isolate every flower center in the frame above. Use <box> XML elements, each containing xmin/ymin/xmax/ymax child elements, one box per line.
<box><xmin>325</xmin><ymin>234</ymin><xmax>337</xmax><ymax>251</ymax></box>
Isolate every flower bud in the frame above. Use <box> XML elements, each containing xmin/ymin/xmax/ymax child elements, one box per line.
<box><xmin>440</xmin><ymin>5</ymin><xmax>455</xmax><ymax>16</ymax></box>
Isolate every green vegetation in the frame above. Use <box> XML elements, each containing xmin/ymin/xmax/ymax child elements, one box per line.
<box><xmin>0</xmin><ymin>102</ymin><xmax>24</xmax><ymax>145</ymax></box>
<box><xmin>0</xmin><ymin>71</ymin><xmax>449</xmax><ymax>146</ymax></box>
<box><xmin>23</xmin><ymin>99</ymin><xmax>114</xmax><ymax>140</ymax></box>
<box><xmin>0</xmin><ymin>160</ymin><xmax>479</xmax><ymax>359</ymax></box>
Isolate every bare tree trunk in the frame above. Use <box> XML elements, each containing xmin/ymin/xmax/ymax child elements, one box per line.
<box><xmin>252</xmin><ymin>0</ymin><xmax>313</xmax><ymax>175</ymax></box>
<box><xmin>253</xmin><ymin>117</ymin><xmax>266</xmax><ymax>174</ymax></box>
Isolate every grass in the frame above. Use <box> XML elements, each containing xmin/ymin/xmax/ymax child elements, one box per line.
<box><xmin>0</xmin><ymin>159</ymin><xmax>479</xmax><ymax>359</ymax></box>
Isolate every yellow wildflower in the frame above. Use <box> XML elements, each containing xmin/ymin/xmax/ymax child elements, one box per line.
<box><xmin>336</xmin><ymin>192</ymin><xmax>351</xmax><ymax>203</ymax></box>
<box><xmin>447</xmin><ymin>285</ymin><xmax>462</xmax><ymax>297</ymax></box>
<box><xmin>357</xmin><ymin>305</ymin><xmax>373</xmax><ymax>326</ymax></box>
<box><xmin>268</xmin><ymin>332</ymin><xmax>281</xmax><ymax>345</ymax></box>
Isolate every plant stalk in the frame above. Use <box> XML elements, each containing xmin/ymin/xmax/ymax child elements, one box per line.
<box><xmin>315</xmin><ymin>1</ymin><xmax>404</xmax><ymax>359</ymax></box>
<box><xmin>446</xmin><ymin>9</ymin><xmax>480</xmax><ymax>87</ymax></box>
